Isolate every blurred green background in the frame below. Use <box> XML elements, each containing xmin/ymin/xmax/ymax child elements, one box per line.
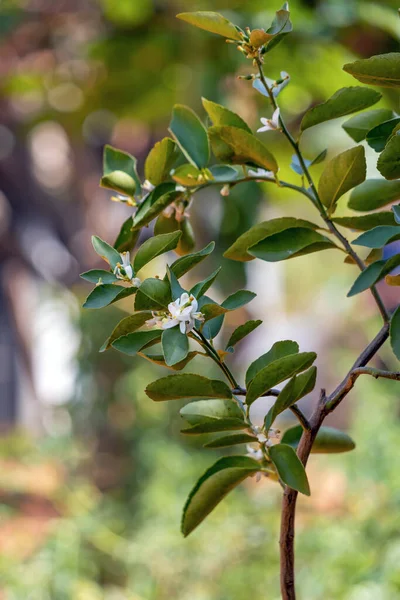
<box><xmin>0</xmin><ymin>0</ymin><xmax>400</xmax><ymax>598</ymax></box>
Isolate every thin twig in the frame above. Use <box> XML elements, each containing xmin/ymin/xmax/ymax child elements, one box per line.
<box><xmin>254</xmin><ymin>58</ymin><xmax>390</xmax><ymax>324</ymax></box>
<box><xmin>289</xmin><ymin>405</ymin><xmax>311</xmax><ymax>431</ymax></box>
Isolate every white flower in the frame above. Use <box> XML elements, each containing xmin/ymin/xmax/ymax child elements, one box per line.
<box><xmin>253</xmin><ymin>71</ymin><xmax>290</xmax><ymax>98</ymax></box>
<box><xmin>167</xmin><ymin>292</ymin><xmax>204</xmax><ymax>334</ymax></box>
<box><xmin>257</xmin><ymin>108</ymin><xmax>280</xmax><ymax>132</ymax></box>
<box><xmin>247</xmin><ymin>168</ymin><xmax>274</xmax><ymax>179</ymax></box>
<box><xmin>246</xmin><ymin>445</ymin><xmax>263</xmax><ymax>461</ymax></box>
<box><xmin>175</xmin><ymin>184</ymin><xmax>186</xmax><ymax>193</ymax></box>
<box><xmin>146</xmin><ymin>292</ymin><xmax>204</xmax><ymax>334</ymax></box>
<box><xmin>114</xmin><ymin>252</ymin><xmax>140</xmax><ymax>285</ymax></box>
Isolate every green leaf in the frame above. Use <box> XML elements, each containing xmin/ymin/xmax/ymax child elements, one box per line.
<box><xmin>209</xmin><ymin>126</ymin><xmax>278</xmax><ymax>173</ymax></box>
<box><xmin>176</xmin><ymin>11</ymin><xmax>242</xmax><ymax>41</ymax></box>
<box><xmin>80</xmin><ymin>269</ymin><xmax>117</xmax><ymax>284</ymax></box>
<box><xmin>224</xmin><ymin>217</ymin><xmax>320</xmax><ymax>262</ymax></box>
<box><xmin>111</xmin><ymin>330</ymin><xmax>161</xmax><ymax>356</ymax></box>
<box><xmin>332</xmin><ymin>212</ymin><xmax>396</xmax><ymax>231</ymax></box>
<box><xmin>204</xmin><ymin>433</ymin><xmax>258</xmax><ymax>448</ymax></box>
<box><xmin>390</xmin><ymin>305</ymin><xmax>400</xmax><ymax>360</ymax></box>
<box><xmin>225</xmin><ymin>320</ymin><xmax>262</xmax><ymax>351</ymax></box>
<box><xmin>145</xmin><ymin>373</ymin><xmax>232</xmax><ymax>402</ymax></box>
<box><xmin>161</xmin><ymin>325</ymin><xmax>189</xmax><ymax>367</ymax></box>
<box><xmin>248</xmin><ymin>228</ymin><xmax>336</xmax><ymax>262</ymax></box>
<box><xmin>343</xmin><ymin>53</ymin><xmax>400</xmax><ymax>88</ymax></box>
<box><xmin>92</xmin><ymin>235</ymin><xmax>122</xmax><ymax>270</ymax></box>
<box><xmin>140</xmin><ymin>350</ymin><xmax>199</xmax><ymax>371</ymax></box>
<box><xmin>101</xmin><ymin>311</ymin><xmax>152</xmax><ymax>351</ymax></box>
<box><xmin>169</xmin><ymin>242</ymin><xmax>215</xmax><ymax>279</ymax></box>
<box><xmin>352</xmin><ymin>225</ymin><xmax>400</xmax><ymax>248</ymax></box>
<box><xmin>133</xmin><ymin>183</ymin><xmax>182</xmax><ymax>229</ymax></box>
<box><xmin>246</xmin><ymin>340</ymin><xmax>299</xmax><ymax>387</ymax></box>
<box><xmin>347</xmin><ymin>255</ymin><xmax>400</xmax><ymax>297</ymax></box>
<box><xmin>133</xmin><ymin>231</ymin><xmax>182</xmax><ymax>273</ymax></box>
<box><xmin>144</xmin><ymin>137</ymin><xmax>177</xmax><ymax>186</ymax></box>
<box><xmin>114</xmin><ymin>216</ymin><xmax>140</xmax><ymax>253</ymax></box>
<box><xmin>377</xmin><ymin>133</ymin><xmax>400</xmax><ymax>180</ymax></box>
<box><xmin>172</xmin><ymin>164</ymin><xmax>204</xmax><ymax>187</ymax></box>
<box><xmin>263</xmin><ymin>3</ymin><xmax>292</xmax><ymax>54</ymax></box>
<box><xmin>83</xmin><ymin>285</ymin><xmax>136</xmax><ymax>309</ymax></box>
<box><xmin>202</xmin><ymin>98</ymin><xmax>251</xmax><ymax>133</ymax></box>
<box><xmin>101</xmin><ymin>145</ymin><xmax>140</xmax><ymax>196</ymax></box>
<box><xmin>209</xmin><ymin>165</ymin><xmax>239</xmax><ymax>182</ymax></box>
<box><xmin>166</xmin><ymin>265</ymin><xmax>186</xmax><ymax>300</ymax></box>
<box><xmin>349</xmin><ymin>179</ymin><xmax>400</xmax><ymax>211</ymax></box>
<box><xmin>221</xmin><ymin>290</ymin><xmax>256</xmax><ymax>310</ymax></box>
<box><xmin>134</xmin><ymin>278</ymin><xmax>171</xmax><ymax>310</ymax></box>
<box><xmin>281</xmin><ymin>425</ymin><xmax>356</xmax><ymax>453</ymax></box>
<box><xmin>198</xmin><ymin>296</ymin><xmax>225</xmax><ymax>340</ymax></box>
<box><xmin>366</xmin><ymin>118</ymin><xmax>400</xmax><ymax>152</ymax></box>
<box><xmin>190</xmin><ymin>268</ymin><xmax>221</xmax><ymax>299</ymax></box>
<box><xmin>246</xmin><ymin>352</ymin><xmax>317</xmax><ymax>406</ymax></box>
<box><xmin>318</xmin><ymin>146</ymin><xmax>366</xmax><ymax>215</ymax></box>
<box><xmin>181</xmin><ymin>456</ymin><xmax>260</xmax><ymax>537</ymax></box>
<box><xmin>264</xmin><ymin>366</ymin><xmax>317</xmax><ymax>430</ymax></box>
<box><xmin>393</xmin><ymin>205</ymin><xmax>400</xmax><ymax>224</ymax></box>
<box><xmin>180</xmin><ymin>399</ymin><xmax>244</xmax><ymax>426</ymax></box>
<box><xmin>342</xmin><ymin>108</ymin><xmax>394</xmax><ymax>143</ymax></box>
<box><xmin>169</xmin><ymin>105</ymin><xmax>210</xmax><ymax>169</ymax></box>
<box><xmin>268</xmin><ymin>444</ymin><xmax>310</xmax><ymax>495</ymax></box>
<box><xmin>300</xmin><ymin>87</ymin><xmax>381</xmax><ymax>132</ymax></box>
<box><xmin>200</xmin><ymin>303</ymin><xmax>227</xmax><ymax>322</ymax></box>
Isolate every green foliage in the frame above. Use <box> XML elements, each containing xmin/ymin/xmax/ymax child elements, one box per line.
<box><xmin>145</xmin><ymin>374</ymin><xmax>232</xmax><ymax>402</ymax></box>
<box><xmin>101</xmin><ymin>311</ymin><xmax>152</xmax><ymax>351</ymax></box>
<box><xmin>133</xmin><ymin>231</ymin><xmax>182</xmax><ymax>273</ymax></box>
<box><xmin>300</xmin><ymin>87</ymin><xmax>381</xmax><ymax>131</ymax></box>
<box><xmin>145</xmin><ymin>138</ymin><xmax>178</xmax><ymax>186</ymax></box>
<box><xmin>101</xmin><ymin>145</ymin><xmax>140</xmax><ymax>197</ymax></box>
<box><xmin>162</xmin><ymin>326</ymin><xmax>189</xmax><ymax>366</ymax></box>
<box><xmin>342</xmin><ymin>108</ymin><xmax>393</xmax><ymax>142</ymax></box>
<box><xmin>248</xmin><ymin>227</ymin><xmax>336</xmax><ymax>262</ymax></box>
<box><xmin>135</xmin><ymin>278</ymin><xmax>172</xmax><ymax>310</ymax></box>
<box><xmin>264</xmin><ymin>367</ymin><xmax>317</xmax><ymax>430</ymax></box>
<box><xmin>202</xmin><ymin>98</ymin><xmax>251</xmax><ymax>133</ymax></box>
<box><xmin>366</xmin><ymin>118</ymin><xmax>400</xmax><ymax>152</ymax></box>
<box><xmin>246</xmin><ymin>340</ymin><xmax>299</xmax><ymax>386</ymax></box>
<box><xmin>343</xmin><ymin>52</ymin><xmax>400</xmax><ymax>88</ymax></box>
<box><xmin>377</xmin><ymin>133</ymin><xmax>400</xmax><ymax>180</ymax></box>
<box><xmin>246</xmin><ymin>352</ymin><xmax>317</xmax><ymax>406</ymax></box>
<box><xmin>348</xmin><ymin>178</ymin><xmax>400</xmax><ymax>211</ymax></box>
<box><xmin>111</xmin><ymin>330</ymin><xmax>161</xmax><ymax>356</ymax></box>
<box><xmin>352</xmin><ymin>225</ymin><xmax>400</xmax><ymax>248</ymax></box>
<box><xmin>91</xmin><ymin>235</ymin><xmax>121</xmax><ymax>269</ymax></box>
<box><xmin>209</xmin><ymin>125</ymin><xmax>278</xmax><ymax>172</ymax></box>
<box><xmin>347</xmin><ymin>255</ymin><xmax>400</xmax><ymax>297</ymax></box>
<box><xmin>332</xmin><ymin>213</ymin><xmax>396</xmax><ymax>231</ymax></box>
<box><xmin>318</xmin><ymin>146</ymin><xmax>366</xmax><ymax>215</ymax></box>
<box><xmin>225</xmin><ymin>319</ymin><xmax>262</xmax><ymax>351</ymax></box>
<box><xmin>204</xmin><ymin>433</ymin><xmax>258</xmax><ymax>448</ymax></box>
<box><xmin>169</xmin><ymin>104</ymin><xmax>210</xmax><ymax>169</ymax></box>
<box><xmin>224</xmin><ymin>218</ymin><xmax>320</xmax><ymax>262</ymax></box>
<box><xmin>281</xmin><ymin>425</ymin><xmax>356</xmax><ymax>453</ymax></box>
<box><xmin>181</xmin><ymin>456</ymin><xmax>260</xmax><ymax>537</ymax></box>
<box><xmin>83</xmin><ymin>284</ymin><xmax>136</xmax><ymax>309</ymax></box>
<box><xmin>176</xmin><ymin>11</ymin><xmax>242</xmax><ymax>41</ymax></box>
<box><xmin>268</xmin><ymin>444</ymin><xmax>310</xmax><ymax>495</ymax></box>
<box><xmin>80</xmin><ymin>1</ymin><xmax>400</xmax><ymax>557</ymax></box>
